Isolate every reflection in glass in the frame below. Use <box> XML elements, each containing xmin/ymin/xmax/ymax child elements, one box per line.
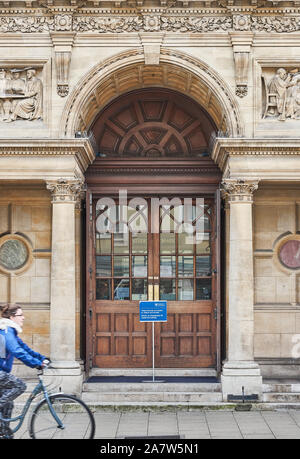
<box><xmin>114</xmin><ymin>278</ymin><xmax>130</xmax><ymax>300</ymax></box>
<box><xmin>160</xmin><ymin>279</ymin><xmax>176</xmax><ymax>300</ymax></box>
<box><xmin>204</xmin><ymin>215</ymin><xmax>211</xmax><ymax>231</ymax></box>
<box><xmin>178</xmin><ymin>279</ymin><xmax>194</xmax><ymax>300</ymax></box>
<box><xmin>132</xmin><ymin>233</ymin><xmax>147</xmax><ymax>254</ymax></box>
<box><xmin>196</xmin><ymin>279</ymin><xmax>211</xmax><ymax>300</ymax></box>
<box><xmin>96</xmin><ymin>233</ymin><xmax>111</xmax><ymax>254</ymax></box>
<box><xmin>178</xmin><ymin>233</ymin><xmax>194</xmax><ymax>254</ymax></box>
<box><xmin>160</xmin><ymin>233</ymin><xmax>175</xmax><ymax>254</ymax></box>
<box><xmin>178</xmin><ymin>256</ymin><xmax>194</xmax><ymax>277</ymax></box>
<box><xmin>96</xmin><ymin>256</ymin><xmax>111</xmax><ymax>277</ymax></box>
<box><xmin>132</xmin><ymin>256</ymin><xmax>147</xmax><ymax>277</ymax></box>
<box><xmin>114</xmin><ymin>256</ymin><xmax>129</xmax><ymax>277</ymax></box>
<box><xmin>196</xmin><ymin>256</ymin><xmax>211</xmax><ymax>276</ymax></box>
<box><xmin>96</xmin><ymin>279</ymin><xmax>111</xmax><ymax>300</ymax></box>
<box><xmin>160</xmin><ymin>206</ymin><xmax>176</xmax><ymax>232</ymax></box>
<box><xmin>113</xmin><ymin>233</ymin><xmax>129</xmax><ymax>254</ymax></box>
<box><xmin>127</xmin><ymin>204</ymin><xmax>148</xmax><ymax>233</ymax></box>
<box><xmin>132</xmin><ymin>279</ymin><xmax>147</xmax><ymax>300</ymax></box>
<box><xmin>160</xmin><ymin>256</ymin><xmax>176</xmax><ymax>277</ymax></box>
<box><xmin>196</xmin><ymin>233</ymin><xmax>210</xmax><ymax>254</ymax></box>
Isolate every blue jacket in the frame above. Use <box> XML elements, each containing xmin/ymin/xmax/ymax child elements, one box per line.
<box><xmin>0</xmin><ymin>324</ymin><xmax>45</xmax><ymax>373</ymax></box>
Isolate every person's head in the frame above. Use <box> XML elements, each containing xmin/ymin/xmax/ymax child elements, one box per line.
<box><xmin>26</xmin><ymin>69</ymin><xmax>35</xmax><ymax>80</ymax></box>
<box><xmin>277</xmin><ymin>68</ymin><xmax>287</xmax><ymax>80</ymax></box>
<box><xmin>0</xmin><ymin>303</ymin><xmax>24</xmax><ymax>328</ymax></box>
<box><xmin>13</xmin><ymin>72</ymin><xmax>20</xmax><ymax>80</ymax></box>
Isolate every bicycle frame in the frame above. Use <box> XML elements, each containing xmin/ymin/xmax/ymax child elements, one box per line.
<box><xmin>0</xmin><ymin>373</ymin><xmax>64</xmax><ymax>435</ymax></box>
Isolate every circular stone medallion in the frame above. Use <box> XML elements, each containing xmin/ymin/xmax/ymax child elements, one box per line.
<box><xmin>0</xmin><ymin>239</ymin><xmax>29</xmax><ymax>271</ymax></box>
<box><xmin>279</xmin><ymin>240</ymin><xmax>300</xmax><ymax>269</ymax></box>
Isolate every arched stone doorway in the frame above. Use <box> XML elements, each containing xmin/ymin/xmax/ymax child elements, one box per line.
<box><xmin>85</xmin><ymin>87</ymin><xmax>223</xmax><ymax>371</ymax></box>
<box><xmin>61</xmin><ymin>49</ymin><xmax>243</xmax><ymax>138</ymax></box>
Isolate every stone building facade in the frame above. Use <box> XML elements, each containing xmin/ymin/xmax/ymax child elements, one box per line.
<box><xmin>1</xmin><ymin>0</ymin><xmax>300</xmax><ymax>400</ymax></box>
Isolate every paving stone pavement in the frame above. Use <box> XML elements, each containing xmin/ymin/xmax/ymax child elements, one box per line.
<box><xmin>11</xmin><ymin>409</ymin><xmax>300</xmax><ymax>439</ymax></box>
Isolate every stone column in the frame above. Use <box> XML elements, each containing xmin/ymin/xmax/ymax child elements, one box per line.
<box><xmin>46</xmin><ymin>178</ymin><xmax>84</xmax><ymax>395</ymax></box>
<box><xmin>221</xmin><ymin>179</ymin><xmax>262</xmax><ymax>401</ymax></box>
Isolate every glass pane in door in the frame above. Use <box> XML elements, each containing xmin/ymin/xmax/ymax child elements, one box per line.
<box><xmin>114</xmin><ymin>256</ymin><xmax>130</xmax><ymax>277</ymax></box>
<box><xmin>160</xmin><ymin>279</ymin><xmax>176</xmax><ymax>300</ymax></box>
<box><xmin>132</xmin><ymin>233</ymin><xmax>147</xmax><ymax>254</ymax></box>
<box><xmin>178</xmin><ymin>279</ymin><xmax>194</xmax><ymax>300</ymax></box>
<box><xmin>160</xmin><ymin>233</ymin><xmax>175</xmax><ymax>254</ymax></box>
<box><xmin>178</xmin><ymin>256</ymin><xmax>194</xmax><ymax>277</ymax></box>
<box><xmin>96</xmin><ymin>256</ymin><xmax>111</xmax><ymax>277</ymax></box>
<box><xmin>132</xmin><ymin>256</ymin><xmax>148</xmax><ymax>277</ymax></box>
<box><xmin>160</xmin><ymin>256</ymin><xmax>176</xmax><ymax>277</ymax></box>
<box><xmin>196</xmin><ymin>279</ymin><xmax>211</xmax><ymax>300</ymax></box>
<box><xmin>114</xmin><ymin>278</ymin><xmax>130</xmax><ymax>300</ymax></box>
<box><xmin>96</xmin><ymin>279</ymin><xmax>111</xmax><ymax>300</ymax></box>
<box><xmin>132</xmin><ymin>279</ymin><xmax>147</xmax><ymax>300</ymax></box>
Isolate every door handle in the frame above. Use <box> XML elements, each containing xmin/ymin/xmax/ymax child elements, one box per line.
<box><xmin>148</xmin><ymin>283</ymin><xmax>154</xmax><ymax>301</ymax></box>
<box><xmin>152</xmin><ymin>276</ymin><xmax>159</xmax><ymax>301</ymax></box>
<box><xmin>154</xmin><ymin>284</ymin><xmax>159</xmax><ymax>301</ymax></box>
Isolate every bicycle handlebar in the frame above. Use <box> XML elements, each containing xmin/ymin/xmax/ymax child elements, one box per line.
<box><xmin>37</xmin><ymin>361</ymin><xmax>52</xmax><ymax>375</ymax></box>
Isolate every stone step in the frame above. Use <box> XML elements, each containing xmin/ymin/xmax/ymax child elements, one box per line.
<box><xmin>89</xmin><ymin>368</ymin><xmax>217</xmax><ymax>378</ymax></box>
<box><xmin>82</xmin><ymin>391</ymin><xmax>223</xmax><ymax>403</ymax></box>
<box><xmin>263</xmin><ymin>393</ymin><xmax>300</xmax><ymax>403</ymax></box>
<box><xmin>263</xmin><ymin>383</ymin><xmax>300</xmax><ymax>393</ymax></box>
<box><xmin>83</xmin><ymin>382</ymin><xmax>221</xmax><ymax>393</ymax></box>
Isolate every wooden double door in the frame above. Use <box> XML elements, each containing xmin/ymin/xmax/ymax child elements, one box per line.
<box><xmin>87</xmin><ymin>193</ymin><xmax>221</xmax><ymax>369</ymax></box>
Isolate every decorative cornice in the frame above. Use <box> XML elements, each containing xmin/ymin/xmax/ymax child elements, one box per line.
<box><xmin>85</xmin><ymin>166</ymin><xmax>220</xmax><ymax>175</ymax></box>
<box><xmin>211</xmin><ymin>138</ymin><xmax>300</xmax><ymax>171</ymax></box>
<box><xmin>0</xmin><ymin>138</ymin><xmax>96</xmax><ymax>171</ymax></box>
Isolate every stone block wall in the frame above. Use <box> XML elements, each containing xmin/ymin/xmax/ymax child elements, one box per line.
<box><xmin>253</xmin><ymin>186</ymin><xmax>300</xmax><ymax>376</ymax></box>
<box><xmin>0</xmin><ymin>185</ymin><xmax>51</xmax><ymax>374</ymax></box>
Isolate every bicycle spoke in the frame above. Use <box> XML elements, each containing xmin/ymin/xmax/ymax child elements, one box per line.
<box><xmin>30</xmin><ymin>395</ymin><xmax>95</xmax><ymax>439</ymax></box>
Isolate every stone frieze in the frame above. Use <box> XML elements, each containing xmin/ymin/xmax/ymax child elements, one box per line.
<box><xmin>1</xmin><ymin>12</ymin><xmax>300</xmax><ymax>33</ymax></box>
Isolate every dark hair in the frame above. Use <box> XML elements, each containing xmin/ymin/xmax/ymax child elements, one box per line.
<box><xmin>0</xmin><ymin>303</ymin><xmax>22</xmax><ymax>319</ymax></box>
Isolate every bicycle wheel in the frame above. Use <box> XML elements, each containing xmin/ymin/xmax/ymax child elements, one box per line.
<box><xmin>29</xmin><ymin>394</ymin><xmax>95</xmax><ymax>439</ymax></box>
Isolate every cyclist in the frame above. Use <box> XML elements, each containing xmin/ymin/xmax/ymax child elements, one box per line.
<box><xmin>0</xmin><ymin>303</ymin><xmax>49</xmax><ymax>439</ymax></box>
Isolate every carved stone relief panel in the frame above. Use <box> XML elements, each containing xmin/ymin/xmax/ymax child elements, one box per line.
<box><xmin>0</xmin><ymin>66</ymin><xmax>43</xmax><ymax>122</ymax></box>
<box><xmin>1</xmin><ymin>11</ymin><xmax>300</xmax><ymax>34</ymax></box>
<box><xmin>262</xmin><ymin>66</ymin><xmax>300</xmax><ymax>121</ymax></box>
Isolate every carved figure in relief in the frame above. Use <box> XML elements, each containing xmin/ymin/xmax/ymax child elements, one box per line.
<box><xmin>287</xmin><ymin>80</ymin><xmax>300</xmax><ymax>119</ymax></box>
<box><xmin>265</xmin><ymin>67</ymin><xmax>300</xmax><ymax>121</ymax></box>
<box><xmin>0</xmin><ymin>68</ymin><xmax>43</xmax><ymax>122</ymax></box>
<box><xmin>9</xmin><ymin>70</ymin><xmax>25</xmax><ymax>95</ymax></box>
<box><xmin>0</xmin><ymin>69</ymin><xmax>13</xmax><ymax>122</ymax></box>
<box><xmin>267</xmin><ymin>68</ymin><xmax>293</xmax><ymax>120</ymax></box>
<box><xmin>10</xmin><ymin>69</ymin><xmax>43</xmax><ymax>121</ymax></box>
<box><xmin>9</xmin><ymin>70</ymin><xmax>26</xmax><ymax>117</ymax></box>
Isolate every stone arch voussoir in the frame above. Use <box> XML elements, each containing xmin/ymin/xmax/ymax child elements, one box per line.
<box><xmin>60</xmin><ymin>48</ymin><xmax>244</xmax><ymax>139</ymax></box>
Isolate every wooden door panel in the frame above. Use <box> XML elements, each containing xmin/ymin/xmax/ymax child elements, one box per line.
<box><xmin>156</xmin><ymin>309</ymin><xmax>215</xmax><ymax>367</ymax></box>
<box><xmin>95</xmin><ymin>304</ymin><xmax>152</xmax><ymax>367</ymax></box>
<box><xmin>90</xmin><ymin>193</ymin><xmax>218</xmax><ymax>369</ymax></box>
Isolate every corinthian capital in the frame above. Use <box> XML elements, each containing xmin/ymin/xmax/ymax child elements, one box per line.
<box><xmin>221</xmin><ymin>179</ymin><xmax>259</xmax><ymax>203</ymax></box>
<box><xmin>46</xmin><ymin>178</ymin><xmax>84</xmax><ymax>203</ymax></box>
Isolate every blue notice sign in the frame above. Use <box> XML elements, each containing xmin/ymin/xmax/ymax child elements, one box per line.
<box><xmin>139</xmin><ymin>301</ymin><xmax>167</xmax><ymax>322</ymax></box>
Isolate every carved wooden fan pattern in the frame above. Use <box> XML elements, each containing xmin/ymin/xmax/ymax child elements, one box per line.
<box><xmin>93</xmin><ymin>90</ymin><xmax>214</xmax><ymax>158</ymax></box>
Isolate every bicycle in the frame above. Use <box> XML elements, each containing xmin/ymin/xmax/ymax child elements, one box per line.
<box><xmin>0</xmin><ymin>365</ymin><xmax>95</xmax><ymax>439</ymax></box>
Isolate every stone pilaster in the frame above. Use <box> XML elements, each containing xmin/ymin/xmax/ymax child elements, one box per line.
<box><xmin>46</xmin><ymin>178</ymin><xmax>84</xmax><ymax>395</ymax></box>
<box><xmin>221</xmin><ymin>179</ymin><xmax>262</xmax><ymax>401</ymax></box>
